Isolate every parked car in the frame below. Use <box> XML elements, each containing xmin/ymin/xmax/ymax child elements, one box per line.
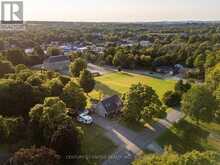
<box><xmin>77</xmin><ymin>113</ymin><xmax>93</xmax><ymax>124</ymax></box>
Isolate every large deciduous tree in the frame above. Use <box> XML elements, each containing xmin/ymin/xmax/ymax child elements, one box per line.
<box><xmin>4</xmin><ymin>48</ymin><xmax>27</xmax><ymax>65</ymax></box>
<box><xmin>175</xmin><ymin>80</ymin><xmax>191</xmax><ymax>94</ymax></box>
<box><xmin>47</xmin><ymin>47</ymin><xmax>61</xmax><ymax>56</ymax></box>
<box><xmin>69</xmin><ymin>58</ymin><xmax>87</xmax><ymax>77</ymax></box>
<box><xmin>0</xmin><ymin>79</ymin><xmax>35</xmax><ymax>118</ymax></box>
<box><xmin>50</xmin><ymin>125</ymin><xmax>81</xmax><ymax>164</ymax></box>
<box><xmin>79</xmin><ymin>70</ymin><xmax>95</xmax><ymax>94</ymax></box>
<box><xmin>206</xmin><ymin>63</ymin><xmax>220</xmax><ymax>91</ymax></box>
<box><xmin>0</xmin><ymin>60</ymin><xmax>14</xmax><ymax>77</ymax></box>
<box><xmin>163</xmin><ymin>91</ymin><xmax>181</xmax><ymax>107</ymax></box>
<box><xmin>206</xmin><ymin>62</ymin><xmax>220</xmax><ymax>122</ymax></box>
<box><xmin>43</xmin><ymin>78</ymin><xmax>64</xmax><ymax>96</ymax></box>
<box><xmin>181</xmin><ymin>85</ymin><xmax>217</xmax><ymax>123</ymax></box>
<box><xmin>0</xmin><ymin>116</ymin><xmax>25</xmax><ymax>144</ymax></box>
<box><xmin>61</xmin><ymin>80</ymin><xmax>86</xmax><ymax>111</ymax></box>
<box><xmin>122</xmin><ymin>83</ymin><xmax>166</xmax><ymax>123</ymax></box>
<box><xmin>29</xmin><ymin>97</ymin><xmax>72</xmax><ymax>144</ymax></box>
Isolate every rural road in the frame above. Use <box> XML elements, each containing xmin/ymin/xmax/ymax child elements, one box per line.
<box><xmin>93</xmin><ymin>109</ymin><xmax>184</xmax><ymax>165</ymax></box>
<box><xmin>33</xmin><ymin>63</ymin><xmax>181</xmax><ymax>80</ymax></box>
<box><xmin>87</xmin><ymin>63</ymin><xmax>113</xmax><ymax>75</ymax></box>
<box><xmin>100</xmin><ymin>64</ymin><xmax>182</xmax><ymax>80</ymax></box>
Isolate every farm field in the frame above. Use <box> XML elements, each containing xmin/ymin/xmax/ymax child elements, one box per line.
<box><xmin>94</xmin><ymin>72</ymin><xmax>176</xmax><ymax>99</ymax></box>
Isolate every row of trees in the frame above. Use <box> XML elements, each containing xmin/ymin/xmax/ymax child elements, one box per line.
<box><xmin>0</xmin><ymin>47</ymin><xmax>45</xmax><ymax>67</ymax></box>
<box><xmin>0</xmin><ymin>66</ymin><xmax>87</xmax><ymax>118</ymax></box>
<box><xmin>0</xmin><ymin>57</ymin><xmax>96</xmax><ymax>119</ymax></box>
<box><xmin>2</xmin><ymin>22</ymin><xmax>220</xmax><ymax>81</ymax></box>
<box><xmin>85</xmin><ymin>38</ymin><xmax>220</xmax><ymax>79</ymax></box>
<box><xmin>69</xmin><ymin>58</ymin><xmax>95</xmax><ymax>95</ymax></box>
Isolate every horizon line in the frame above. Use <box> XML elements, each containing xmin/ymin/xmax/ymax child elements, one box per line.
<box><xmin>24</xmin><ymin>19</ymin><xmax>220</xmax><ymax>23</ymax></box>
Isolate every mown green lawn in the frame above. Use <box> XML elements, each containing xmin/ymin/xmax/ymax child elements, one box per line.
<box><xmin>94</xmin><ymin>72</ymin><xmax>176</xmax><ymax>99</ymax></box>
<box><xmin>88</xmin><ymin>72</ymin><xmax>176</xmax><ymax>132</ymax></box>
<box><xmin>156</xmin><ymin>118</ymin><xmax>220</xmax><ymax>154</ymax></box>
<box><xmin>76</xmin><ymin>123</ymin><xmax>117</xmax><ymax>165</ymax></box>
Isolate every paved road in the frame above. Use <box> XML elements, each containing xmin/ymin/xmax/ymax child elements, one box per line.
<box><xmin>87</xmin><ymin>63</ymin><xmax>113</xmax><ymax>75</ymax></box>
<box><xmin>33</xmin><ymin>62</ymin><xmax>183</xmax><ymax>81</ymax></box>
<box><xmin>88</xmin><ymin>64</ymin><xmax>184</xmax><ymax>81</ymax></box>
<box><xmin>92</xmin><ymin>109</ymin><xmax>184</xmax><ymax>165</ymax></box>
<box><xmin>100</xmin><ymin>64</ymin><xmax>183</xmax><ymax>80</ymax></box>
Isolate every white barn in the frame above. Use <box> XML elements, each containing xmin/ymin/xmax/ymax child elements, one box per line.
<box><xmin>43</xmin><ymin>55</ymin><xmax>70</xmax><ymax>71</ymax></box>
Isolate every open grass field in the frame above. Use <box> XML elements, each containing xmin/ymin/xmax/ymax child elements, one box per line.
<box><xmin>76</xmin><ymin>123</ymin><xmax>117</xmax><ymax>165</ymax></box>
<box><xmin>156</xmin><ymin>118</ymin><xmax>220</xmax><ymax>154</ymax></box>
<box><xmin>94</xmin><ymin>72</ymin><xmax>176</xmax><ymax>99</ymax></box>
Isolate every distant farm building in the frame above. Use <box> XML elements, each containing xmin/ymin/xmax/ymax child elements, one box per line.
<box><xmin>43</xmin><ymin>55</ymin><xmax>70</xmax><ymax>71</ymax></box>
<box><xmin>156</xmin><ymin>66</ymin><xmax>174</xmax><ymax>75</ymax></box>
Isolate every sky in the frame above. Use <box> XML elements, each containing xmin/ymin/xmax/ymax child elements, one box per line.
<box><xmin>22</xmin><ymin>0</ymin><xmax>220</xmax><ymax>22</ymax></box>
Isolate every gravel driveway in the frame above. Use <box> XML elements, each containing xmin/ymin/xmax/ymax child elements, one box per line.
<box><xmin>92</xmin><ymin>109</ymin><xmax>183</xmax><ymax>165</ymax></box>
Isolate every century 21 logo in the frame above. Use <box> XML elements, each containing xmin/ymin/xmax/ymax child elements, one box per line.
<box><xmin>1</xmin><ymin>1</ymin><xmax>23</xmax><ymax>24</ymax></box>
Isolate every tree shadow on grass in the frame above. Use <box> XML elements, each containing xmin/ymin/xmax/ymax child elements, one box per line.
<box><xmin>157</xmin><ymin>119</ymin><xmax>210</xmax><ymax>154</ymax></box>
<box><xmin>119</xmin><ymin>72</ymin><xmax>135</xmax><ymax>77</ymax></box>
<box><xmin>95</xmin><ymin>81</ymin><xmax>121</xmax><ymax>96</ymax></box>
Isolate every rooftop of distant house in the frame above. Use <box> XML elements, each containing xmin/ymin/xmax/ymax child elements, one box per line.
<box><xmin>44</xmin><ymin>55</ymin><xmax>70</xmax><ymax>63</ymax></box>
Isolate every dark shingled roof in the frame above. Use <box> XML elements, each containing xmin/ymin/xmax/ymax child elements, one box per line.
<box><xmin>101</xmin><ymin>95</ymin><xmax>122</xmax><ymax>113</ymax></box>
<box><xmin>47</xmin><ymin>55</ymin><xmax>69</xmax><ymax>63</ymax></box>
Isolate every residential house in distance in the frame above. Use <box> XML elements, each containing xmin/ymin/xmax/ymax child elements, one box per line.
<box><xmin>120</xmin><ymin>39</ymin><xmax>135</xmax><ymax>47</ymax></box>
<box><xmin>174</xmin><ymin>64</ymin><xmax>188</xmax><ymax>77</ymax></box>
<box><xmin>25</xmin><ymin>48</ymin><xmax>34</xmax><ymax>54</ymax></box>
<box><xmin>139</xmin><ymin>40</ymin><xmax>151</xmax><ymax>47</ymax></box>
<box><xmin>59</xmin><ymin>45</ymin><xmax>72</xmax><ymax>54</ymax></box>
<box><xmin>156</xmin><ymin>64</ymin><xmax>187</xmax><ymax>76</ymax></box>
<box><xmin>94</xmin><ymin>95</ymin><xmax>123</xmax><ymax>118</ymax></box>
<box><xmin>89</xmin><ymin>45</ymin><xmax>105</xmax><ymax>54</ymax></box>
<box><xmin>43</xmin><ymin>55</ymin><xmax>70</xmax><ymax>71</ymax></box>
<box><xmin>156</xmin><ymin>66</ymin><xmax>174</xmax><ymax>75</ymax></box>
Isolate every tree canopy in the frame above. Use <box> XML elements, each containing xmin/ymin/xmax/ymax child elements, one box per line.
<box><xmin>29</xmin><ymin>97</ymin><xmax>72</xmax><ymax>144</ymax></box>
<box><xmin>8</xmin><ymin>146</ymin><xmax>60</xmax><ymax>165</ymax></box>
<box><xmin>133</xmin><ymin>147</ymin><xmax>220</xmax><ymax>165</ymax></box>
<box><xmin>69</xmin><ymin>58</ymin><xmax>87</xmax><ymax>77</ymax></box>
<box><xmin>62</xmin><ymin>80</ymin><xmax>87</xmax><ymax>111</ymax></box>
<box><xmin>181</xmin><ymin>85</ymin><xmax>217</xmax><ymax>123</ymax></box>
<box><xmin>79</xmin><ymin>69</ymin><xmax>95</xmax><ymax>94</ymax></box>
<box><xmin>123</xmin><ymin>83</ymin><xmax>166</xmax><ymax>123</ymax></box>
